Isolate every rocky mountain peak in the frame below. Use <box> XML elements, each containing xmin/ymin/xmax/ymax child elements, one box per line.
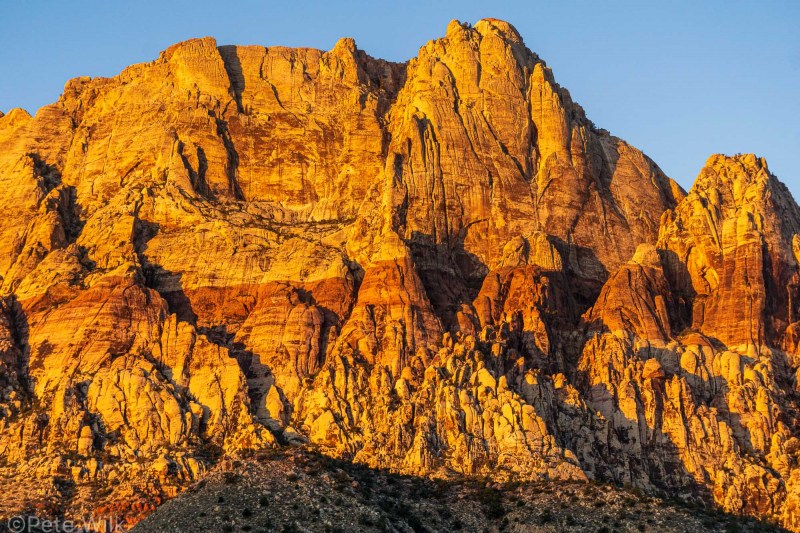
<box><xmin>331</xmin><ymin>36</ymin><xmax>357</xmax><ymax>55</ymax></box>
<box><xmin>441</xmin><ymin>17</ymin><xmax>528</xmax><ymax>58</ymax></box>
<box><xmin>657</xmin><ymin>153</ymin><xmax>800</xmax><ymax>351</ymax></box>
<box><xmin>0</xmin><ymin>107</ymin><xmax>31</xmax><ymax>129</ymax></box>
<box><xmin>693</xmin><ymin>153</ymin><xmax>787</xmax><ymax>210</ymax></box>
<box><xmin>0</xmin><ymin>19</ymin><xmax>799</xmax><ymax>531</ymax></box>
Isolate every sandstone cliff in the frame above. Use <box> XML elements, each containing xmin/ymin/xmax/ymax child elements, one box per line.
<box><xmin>0</xmin><ymin>18</ymin><xmax>797</xmax><ymax>530</ymax></box>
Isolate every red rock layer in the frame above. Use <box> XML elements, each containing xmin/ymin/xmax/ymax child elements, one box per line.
<box><xmin>0</xmin><ymin>19</ymin><xmax>798</xmax><ymax>531</ymax></box>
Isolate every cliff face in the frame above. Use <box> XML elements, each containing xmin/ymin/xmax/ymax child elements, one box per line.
<box><xmin>0</xmin><ymin>18</ymin><xmax>798</xmax><ymax>530</ymax></box>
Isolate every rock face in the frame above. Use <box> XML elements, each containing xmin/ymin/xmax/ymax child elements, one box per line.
<box><xmin>0</xmin><ymin>18</ymin><xmax>798</xmax><ymax>530</ymax></box>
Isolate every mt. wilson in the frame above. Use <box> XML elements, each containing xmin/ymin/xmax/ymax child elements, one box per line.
<box><xmin>0</xmin><ymin>18</ymin><xmax>798</xmax><ymax>531</ymax></box>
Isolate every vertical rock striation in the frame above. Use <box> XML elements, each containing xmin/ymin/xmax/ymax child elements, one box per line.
<box><xmin>0</xmin><ymin>18</ymin><xmax>798</xmax><ymax>530</ymax></box>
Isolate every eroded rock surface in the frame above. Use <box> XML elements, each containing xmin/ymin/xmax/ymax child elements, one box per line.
<box><xmin>0</xmin><ymin>18</ymin><xmax>798</xmax><ymax>531</ymax></box>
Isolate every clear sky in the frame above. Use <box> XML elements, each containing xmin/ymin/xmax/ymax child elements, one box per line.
<box><xmin>1</xmin><ymin>0</ymin><xmax>798</xmax><ymax>197</ymax></box>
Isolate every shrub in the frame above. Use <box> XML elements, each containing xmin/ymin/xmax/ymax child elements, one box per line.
<box><xmin>478</xmin><ymin>487</ymin><xmax>505</xmax><ymax>519</ymax></box>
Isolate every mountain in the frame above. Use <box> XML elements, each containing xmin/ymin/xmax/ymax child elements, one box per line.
<box><xmin>0</xmin><ymin>18</ymin><xmax>798</xmax><ymax>531</ymax></box>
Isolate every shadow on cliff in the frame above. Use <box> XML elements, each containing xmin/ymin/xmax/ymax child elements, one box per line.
<box><xmin>0</xmin><ymin>295</ymin><xmax>34</xmax><ymax>414</ymax></box>
<box><xmin>133</xmin><ymin>218</ymin><xmax>198</xmax><ymax>325</ymax></box>
<box><xmin>548</xmin><ymin>235</ymin><xmax>609</xmax><ymax>311</ymax></box>
<box><xmin>133</xmin><ymin>217</ymin><xmax>253</xmax><ymax>365</ymax></box>
<box><xmin>218</xmin><ymin>45</ymin><xmax>245</xmax><ymax>114</ymax></box>
<box><xmin>407</xmin><ymin>230</ymin><xmax>486</xmax><ymax>332</ymax></box>
<box><xmin>214</xmin><ymin>46</ymin><xmax>248</xmax><ymax>201</ymax></box>
<box><xmin>131</xmin><ymin>217</ymin><xmax>342</xmax><ymax>425</ymax></box>
<box><xmin>406</xmin><ymin>228</ymin><xmax>611</xmax><ymax>377</ymax></box>
<box><xmin>2</xmin><ymin>153</ymin><xmax>83</xmax><ymax>408</ymax></box>
<box><xmin>28</xmin><ymin>151</ymin><xmax>85</xmax><ymax>243</ymax></box>
<box><xmin>562</xmin><ymin>334</ymin><xmax>715</xmax><ymax>508</ymax></box>
<box><xmin>176</xmin><ymin>141</ymin><xmax>214</xmax><ymax>201</ymax></box>
<box><xmin>567</xmin><ymin>315</ymin><xmax>784</xmax><ymax>521</ymax></box>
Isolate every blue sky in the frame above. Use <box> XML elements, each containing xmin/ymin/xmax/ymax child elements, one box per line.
<box><xmin>1</xmin><ymin>0</ymin><xmax>798</xmax><ymax>197</ymax></box>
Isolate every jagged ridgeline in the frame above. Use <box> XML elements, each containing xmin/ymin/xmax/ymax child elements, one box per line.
<box><xmin>0</xmin><ymin>18</ymin><xmax>798</xmax><ymax>530</ymax></box>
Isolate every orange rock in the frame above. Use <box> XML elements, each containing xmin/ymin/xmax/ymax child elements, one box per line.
<box><xmin>0</xmin><ymin>18</ymin><xmax>799</xmax><ymax>531</ymax></box>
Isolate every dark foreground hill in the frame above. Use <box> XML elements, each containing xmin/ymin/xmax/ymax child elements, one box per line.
<box><xmin>132</xmin><ymin>448</ymin><xmax>785</xmax><ymax>533</ymax></box>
